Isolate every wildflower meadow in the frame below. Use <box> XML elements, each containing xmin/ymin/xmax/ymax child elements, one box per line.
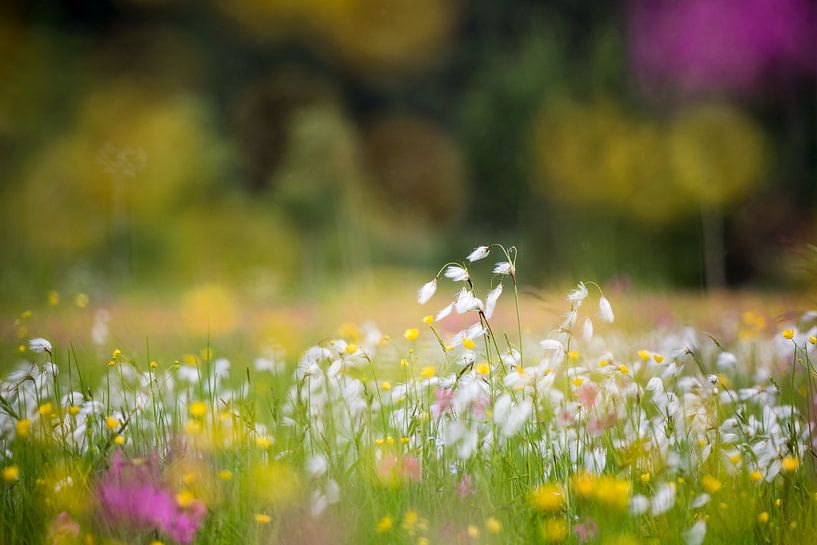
<box><xmin>2</xmin><ymin>244</ymin><xmax>817</xmax><ymax>545</ymax></box>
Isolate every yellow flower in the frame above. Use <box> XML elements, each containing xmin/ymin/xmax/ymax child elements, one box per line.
<box><xmin>571</xmin><ymin>377</ymin><xmax>584</xmax><ymax>387</ymax></box>
<box><xmin>381</xmin><ymin>381</ymin><xmax>392</xmax><ymax>391</ymax></box>
<box><xmin>653</xmin><ymin>354</ymin><xmax>665</xmax><ymax>363</ymax></box>
<box><xmin>640</xmin><ymin>472</ymin><xmax>650</xmax><ymax>483</ymax></box>
<box><xmin>572</xmin><ymin>472</ymin><xmax>595</xmax><ymax>497</ymax></box>
<box><xmin>529</xmin><ymin>484</ymin><xmax>565</xmax><ymax>512</ymax></box>
<box><xmin>48</xmin><ymin>290</ymin><xmax>60</xmax><ymax>306</ymax></box>
<box><xmin>594</xmin><ymin>476</ymin><xmax>631</xmax><ymax>510</ymax></box>
<box><xmin>386</xmin><ymin>436</ymin><xmax>395</xmax><ymax>445</ymax></box>
<box><xmin>749</xmin><ymin>470</ymin><xmax>763</xmax><ymax>482</ymax></box>
<box><xmin>105</xmin><ymin>416</ymin><xmax>119</xmax><ymax>431</ymax></box>
<box><xmin>638</xmin><ymin>350</ymin><xmax>650</xmax><ymax>361</ymax></box>
<box><xmin>782</xmin><ymin>456</ymin><xmax>799</xmax><ymax>472</ymax></box>
<box><xmin>68</xmin><ymin>405</ymin><xmax>80</xmax><ymax>416</ymax></box>
<box><xmin>420</xmin><ymin>366</ymin><xmax>436</xmax><ymax>378</ymax></box>
<box><xmin>422</xmin><ymin>315</ymin><xmax>434</xmax><ymax>324</ymax></box>
<box><xmin>150</xmin><ymin>541</ymin><xmax>165</xmax><ymax>545</ymax></box>
<box><xmin>74</xmin><ymin>293</ymin><xmax>90</xmax><ymax>308</ymax></box>
<box><xmin>112</xmin><ymin>348</ymin><xmax>122</xmax><ymax>358</ymax></box>
<box><xmin>485</xmin><ymin>516</ymin><xmax>501</xmax><ymax>534</ymax></box>
<box><xmin>462</xmin><ymin>337</ymin><xmax>476</xmax><ymax>350</ymax></box>
<box><xmin>475</xmin><ymin>362</ymin><xmax>490</xmax><ymax>376</ymax></box>
<box><xmin>256</xmin><ymin>436</ymin><xmax>273</xmax><ymax>449</ymax></box>
<box><xmin>114</xmin><ymin>435</ymin><xmax>125</xmax><ymax>446</ymax></box>
<box><xmin>345</xmin><ymin>343</ymin><xmax>357</xmax><ymax>355</ymax></box>
<box><xmin>38</xmin><ymin>403</ymin><xmax>53</xmax><ymax>416</ymax></box>
<box><xmin>702</xmin><ymin>475</ymin><xmax>721</xmax><ymax>494</ymax></box>
<box><xmin>567</xmin><ymin>351</ymin><xmax>580</xmax><ymax>363</ymax></box>
<box><xmin>541</xmin><ymin>518</ymin><xmax>568</xmax><ymax>542</ymax></box>
<box><xmin>809</xmin><ymin>336</ymin><xmax>817</xmax><ymax>345</ymax></box>
<box><xmin>185</xmin><ymin>421</ymin><xmax>202</xmax><ymax>436</ymax></box>
<box><xmin>782</xmin><ymin>329</ymin><xmax>795</xmax><ymax>340</ymax></box>
<box><xmin>218</xmin><ymin>469</ymin><xmax>233</xmax><ymax>481</ymax></box>
<box><xmin>2</xmin><ymin>465</ymin><xmax>19</xmax><ymax>482</ymax></box>
<box><xmin>150</xmin><ymin>361</ymin><xmax>158</xmax><ymax>369</ymax></box>
<box><xmin>16</xmin><ymin>419</ymin><xmax>31</xmax><ymax>438</ymax></box>
<box><xmin>189</xmin><ymin>401</ymin><xmax>207</xmax><ymax>418</ymax></box>
<box><xmin>404</xmin><ymin>328</ymin><xmax>419</xmax><ymax>341</ymax></box>
<box><xmin>402</xmin><ymin>510</ymin><xmax>418</xmax><ymax>529</ymax></box>
<box><xmin>376</xmin><ymin>515</ymin><xmax>394</xmax><ymax>533</ymax></box>
<box><xmin>467</xmin><ymin>525</ymin><xmax>480</xmax><ymax>539</ymax></box>
<box><xmin>254</xmin><ymin>513</ymin><xmax>271</xmax><ymax>524</ymax></box>
<box><xmin>758</xmin><ymin>511</ymin><xmax>769</xmax><ymax>524</ymax></box>
<box><xmin>728</xmin><ymin>453</ymin><xmax>742</xmax><ymax>465</ymax></box>
<box><xmin>176</xmin><ymin>490</ymin><xmax>195</xmax><ymax>507</ymax></box>
<box><xmin>618</xmin><ymin>364</ymin><xmax>630</xmax><ymax>375</ymax></box>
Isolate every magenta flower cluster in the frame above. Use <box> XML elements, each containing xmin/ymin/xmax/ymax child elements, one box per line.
<box><xmin>97</xmin><ymin>451</ymin><xmax>206</xmax><ymax>544</ymax></box>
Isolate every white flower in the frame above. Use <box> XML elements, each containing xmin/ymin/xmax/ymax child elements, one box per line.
<box><xmin>598</xmin><ymin>296</ymin><xmax>614</xmax><ymax>323</ymax></box>
<box><xmin>466</xmin><ymin>246</ymin><xmax>490</xmax><ymax>262</ymax></box>
<box><xmin>582</xmin><ymin>318</ymin><xmax>593</xmax><ymax>341</ymax></box>
<box><xmin>567</xmin><ymin>282</ymin><xmax>588</xmax><ymax>303</ymax></box>
<box><xmin>484</xmin><ymin>284</ymin><xmax>503</xmax><ymax>319</ymax></box>
<box><xmin>454</xmin><ymin>289</ymin><xmax>483</xmax><ymax>314</ymax></box>
<box><xmin>691</xmin><ymin>494</ymin><xmax>710</xmax><ymax>509</ymax></box>
<box><xmin>716</xmin><ymin>352</ymin><xmax>737</xmax><ymax>371</ymax></box>
<box><xmin>444</xmin><ymin>265</ymin><xmax>470</xmax><ymax>282</ymax></box>
<box><xmin>684</xmin><ymin>520</ymin><xmax>706</xmax><ymax>545</ymax></box>
<box><xmin>29</xmin><ymin>338</ymin><xmax>52</xmax><ymax>353</ymax></box>
<box><xmin>493</xmin><ymin>261</ymin><xmax>515</xmax><ymax>276</ymax></box>
<box><xmin>306</xmin><ymin>454</ymin><xmax>329</xmax><ymax>479</ymax></box>
<box><xmin>417</xmin><ymin>279</ymin><xmax>438</xmax><ymax>305</ymax></box>
<box><xmin>630</xmin><ymin>495</ymin><xmax>649</xmax><ymax>515</ymax></box>
<box><xmin>436</xmin><ymin>303</ymin><xmax>455</xmax><ymax>322</ymax></box>
<box><xmin>650</xmin><ymin>483</ymin><xmax>676</xmax><ymax>516</ymax></box>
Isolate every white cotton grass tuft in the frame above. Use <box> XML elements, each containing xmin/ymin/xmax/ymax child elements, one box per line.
<box><xmin>598</xmin><ymin>296</ymin><xmax>614</xmax><ymax>323</ymax></box>
<box><xmin>493</xmin><ymin>261</ymin><xmax>515</xmax><ymax>276</ymax></box>
<box><xmin>684</xmin><ymin>520</ymin><xmax>706</xmax><ymax>545</ymax></box>
<box><xmin>650</xmin><ymin>483</ymin><xmax>676</xmax><ymax>516</ymax></box>
<box><xmin>417</xmin><ymin>279</ymin><xmax>438</xmax><ymax>305</ymax></box>
<box><xmin>454</xmin><ymin>289</ymin><xmax>483</xmax><ymax>314</ymax></box>
<box><xmin>567</xmin><ymin>282</ymin><xmax>588</xmax><ymax>303</ymax></box>
<box><xmin>484</xmin><ymin>284</ymin><xmax>503</xmax><ymax>319</ymax></box>
<box><xmin>435</xmin><ymin>303</ymin><xmax>455</xmax><ymax>322</ymax></box>
<box><xmin>582</xmin><ymin>318</ymin><xmax>593</xmax><ymax>341</ymax></box>
<box><xmin>29</xmin><ymin>337</ymin><xmax>52</xmax><ymax>353</ymax></box>
<box><xmin>466</xmin><ymin>246</ymin><xmax>490</xmax><ymax>262</ymax></box>
<box><xmin>444</xmin><ymin>265</ymin><xmax>470</xmax><ymax>282</ymax></box>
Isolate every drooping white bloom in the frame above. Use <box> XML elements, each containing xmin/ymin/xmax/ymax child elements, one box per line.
<box><xmin>466</xmin><ymin>246</ymin><xmax>490</xmax><ymax>262</ymax></box>
<box><xmin>630</xmin><ymin>495</ymin><xmax>649</xmax><ymax>515</ymax></box>
<box><xmin>567</xmin><ymin>282</ymin><xmax>588</xmax><ymax>303</ymax></box>
<box><xmin>306</xmin><ymin>454</ymin><xmax>329</xmax><ymax>479</ymax></box>
<box><xmin>454</xmin><ymin>289</ymin><xmax>483</xmax><ymax>314</ymax></box>
<box><xmin>436</xmin><ymin>303</ymin><xmax>455</xmax><ymax>322</ymax></box>
<box><xmin>444</xmin><ymin>265</ymin><xmax>470</xmax><ymax>282</ymax></box>
<box><xmin>484</xmin><ymin>284</ymin><xmax>503</xmax><ymax>319</ymax></box>
<box><xmin>561</xmin><ymin>309</ymin><xmax>577</xmax><ymax>330</ymax></box>
<box><xmin>417</xmin><ymin>279</ymin><xmax>438</xmax><ymax>304</ymax></box>
<box><xmin>691</xmin><ymin>494</ymin><xmax>710</xmax><ymax>509</ymax></box>
<box><xmin>598</xmin><ymin>296</ymin><xmax>614</xmax><ymax>323</ymax></box>
<box><xmin>29</xmin><ymin>338</ymin><xmax>52</xmax><ymax>353</ymax></box>
<box><xmin>716</xmin><ymin>352</ymin><xmax>737</xmax><ymax>371</ymax></box>
<box><xmin>684</xmin><ymin>520</ymin><xmax>706</xmax><ymax>545</ymax></box>
<box><xmin>493</xmin><ymin>261</ymin><xmax>515</xmax><ymax>276</ymax></box>
<box><xmin>650</xmin><ymin>483</ymin><xmax>676</xmax><ymax>516</ymax></box>
<box><xmin>582</xmin><ymin>318</ymin><xmax>593</xmax><ymax>341</ymax></box>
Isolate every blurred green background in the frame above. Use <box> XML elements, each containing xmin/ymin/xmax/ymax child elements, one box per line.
<box><xmin>1</xmin><ymin>0</ymin><xmax>815</xmax><ymax>307</ymax></box>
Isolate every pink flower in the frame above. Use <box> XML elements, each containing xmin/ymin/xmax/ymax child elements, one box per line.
<box><xmin>432</xmin><ymin>388</ymin><xmax>455</xmax><ymax>419</ymax></box>
<box><xmin>577</xmin><ymin>383</ymin><xmax>598</xmax><ymax>410</ymax></box>
<box><xmin>97</xmin><ymin>451</ymin><xmax>206</xmax><ymax>544</ymax></box>
<box><xmin>456</xmin><ymin>474</ymin><xmax>475</xmax><ymax>499</ymax></box>
<box><xmin>48</xmin><ymin>512</ymin><xmax>80</xmax><ymax>544</ymax></box>
<box><xmin>574</xmin><ymin>518</ymin><xmax>599</xmax><ymax>543</ymax></box>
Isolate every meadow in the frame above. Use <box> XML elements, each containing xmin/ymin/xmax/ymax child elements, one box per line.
<box><xmin>2</xmin><ymin>244</ymin><xmax>816</xmax><ymax>545</ymax></box>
